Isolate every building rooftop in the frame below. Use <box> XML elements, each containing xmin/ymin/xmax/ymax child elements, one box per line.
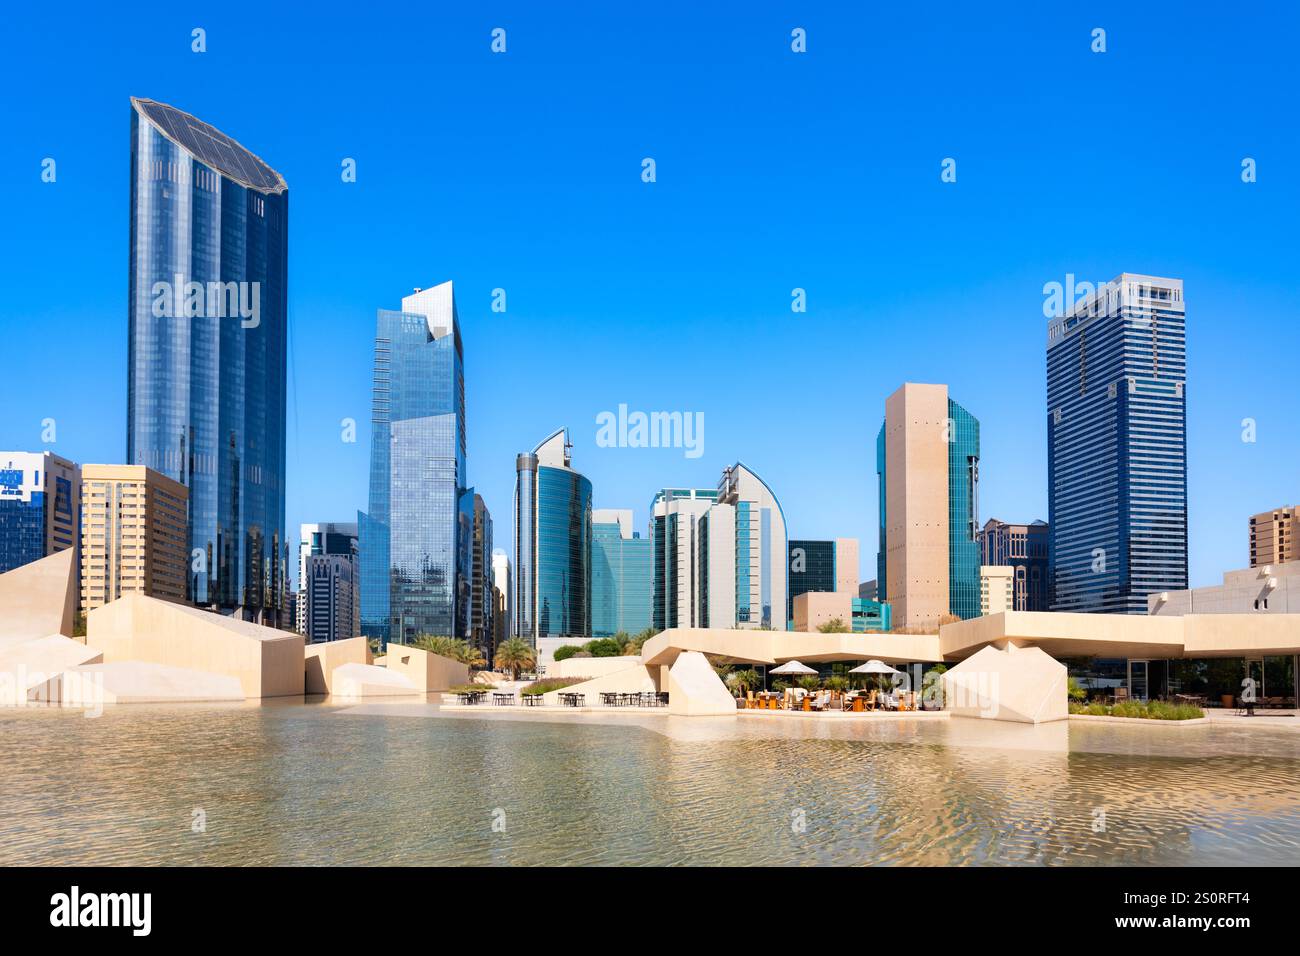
<box><xmin>132</xmin><ymin>97</ymin><xmax>287</xmax><ymax>194</ymax></box>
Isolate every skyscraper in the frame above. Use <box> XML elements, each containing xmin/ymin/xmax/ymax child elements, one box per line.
<box><xmin>0</xmin><ymin>451</ymin><xmax>79</xmax><ymax>575</ymax></box>
<box><xmin>359</xmin><ymin>282</ymin><xmax>469</xmax><ymax>644</ymax></box>
<box><xmin>470</xmin><ymin>494</ymin><xmax>494</xmax><ymax>657</ymax></box>
<box><xmin>1046</xmin><ymin>274</ymin><xmax>1187</xmax><ymax>613</ymax></box>
<box><xmin>876</xmin><ymin>382</ymin><xmax>981</xmax><ymax>629</ymax></box>
<box><xmin>297</xmin><ymin>522</ymin><xmax>359</xmax><ymax>643</ymax></box>
<box><xmin>514</xmin><ymin>429</ymin><xmax>592</xmax><ymax>644</ymax></box>
<box><xmin>591</xmin><ymin>508</ymin><xmax>653</xmax><ymax>637</ymax></box>
<box><xmin>978</xmin><ymin>518</ymin><xmax>1049</xmax><ymax>611</ymax></box>
<box><xmin>651</xmin><ymin>463</ymin><xmax>788</xmax><ymax>631</ymax></box>
<box><xmin>650</xmin><ymin>487</ymin><xmax>717</xmax><ymax>631</ymax></box>
<box><xmin>126</xmin><ymin>97</ymin><xmax>289</xmax><ymax>625</ymax></box>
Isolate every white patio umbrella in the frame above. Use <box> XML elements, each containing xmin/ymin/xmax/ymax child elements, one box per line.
<box><xmin>848</xmin><ymin>659</ymin><xmax>900</xmax><ymax>675</ymax></box>
<box><xmin>770</xmin><ymin>660</ymin><xmax>818</xmax><ymax>676</ymax></box>
<box><xmin>849</xmin><ymin>659</ymin><xmax>902</xmax><ymax>693</ymax></box>
<box><xmin>768</xmin><ymin>660</ymin><xmax>818</xmax><ymax>697</ymax></box>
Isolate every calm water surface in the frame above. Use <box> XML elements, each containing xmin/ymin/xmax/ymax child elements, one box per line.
<box><xmin>3</xmin><ymin>700</ymin><xmax>1299</xmax><ymax>866</ymax></box>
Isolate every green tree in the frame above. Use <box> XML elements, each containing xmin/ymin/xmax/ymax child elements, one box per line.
<box><xmin>797</xmin><ymin>675</ymin><xmax>822</xmax><ymax>691</ymax></box>
<box><xmin>817</xmin><ymin>618</ymin><xmax>849</xmax><ymax>634</ymax></box>
<box><xmin>552</xmin><ymin>644</ymin><xmax>585</xmax><ymax>662</ymax></box>
<box><xmin>584</xmin><ymin>637</ymin><xmax>624</xmax><ymax>657</ymax></box>
<box><xmin>494</xmin><ymin>638</ymin><xmax>537</xmax><ymax>680</ymax></box>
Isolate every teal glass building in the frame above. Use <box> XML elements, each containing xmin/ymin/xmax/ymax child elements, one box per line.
<box><xmin>514</xmin><ymin>429</ymin><xmax>592</xmax><ymax>643</ymax></box>
<box><xmin>946</xmin><ymin>399</ymin><xmax>981</xmax><ymax>620</ymax></box>
<box><xmin>591</xmin><ymin>515</ymin><xmax>653</xmax><ymax>637</ymax></box>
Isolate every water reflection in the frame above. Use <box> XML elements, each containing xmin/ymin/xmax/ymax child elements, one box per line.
<box><xmin>2</xmin><ymin>703</ymin><xmax>1298</xmax><ymax>866</ymax></box>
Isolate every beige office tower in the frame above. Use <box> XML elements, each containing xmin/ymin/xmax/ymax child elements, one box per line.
<box><xmin>881</xmin><ymin>383</ymin><xmax>952</xmax><ymax>629</ymax></box>
<box><xmin>80</xmin><ymin>464</ymin><xmax>189</xmax><ymax>611</ymax></box>
<box><xmin>1250</xmin><ymin>506</ymin><xmax>1298</xmax><ymax>567</ymax></box>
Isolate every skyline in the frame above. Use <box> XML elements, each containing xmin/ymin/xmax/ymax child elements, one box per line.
<box><xmin>3</xmin><ymin>4</ymin><xmax>1299</xmax><ymax>590</ymax></box>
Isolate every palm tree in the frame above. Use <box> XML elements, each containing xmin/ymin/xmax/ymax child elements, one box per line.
<box><xmin>494</xmin><ymin>638</ymin><xmax>536</xmax><ymax>680</ymax></box>
<box><xmin>411</xmin><ymin>634</ymin><xmax>461</xmax><ymax>658</ymax></box>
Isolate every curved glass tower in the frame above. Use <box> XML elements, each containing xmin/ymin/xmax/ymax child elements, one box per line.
<box><xmin>513</xmin><ymin>429</ymin><xmax>591</xmax><ymax>644</ymax></box>
<box><xmin>126</xmin><ymin>97</ymin><xmax>288</xmax><ymax>624</ymax></box>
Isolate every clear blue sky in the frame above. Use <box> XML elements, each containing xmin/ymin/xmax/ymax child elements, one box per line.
<box><xmin>2</xmin><ymin>2</ymin><xmax>1297</xmax><ymax>588</ymax></box>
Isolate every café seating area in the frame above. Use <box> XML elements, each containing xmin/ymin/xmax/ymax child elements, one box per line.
<box><xmin>738</xmin><ymin>688</ymin><xmax>923</xmax><ymax>713</ymax></box>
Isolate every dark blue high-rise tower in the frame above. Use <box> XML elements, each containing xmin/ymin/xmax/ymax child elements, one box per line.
<box><xmin>126</xmin><ymin>98</ymin><xmax>289</xmax><ymax>625</ymax></box>
<box><xmin>1046</xmin><ymin>274</ymin><xmax>1188</xmax><ymax>614</ymax></box>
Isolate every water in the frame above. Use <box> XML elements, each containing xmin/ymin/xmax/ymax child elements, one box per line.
<box><xmin>3</xmin><ymin>699</ymin><xmax>1299</xmax><ymax>866</ymax></box>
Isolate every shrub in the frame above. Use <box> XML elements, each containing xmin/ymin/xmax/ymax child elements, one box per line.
<box><xmin>584</xmin><ymin>638</ymin><xmax>624</xmax><ymax>657</ymax></box>
<box><xmin>796</xmin><ymin>675</ymin><xmax>821</xmax><ymax>691</ymax></box>
<box><xmin>448</xmin><ymin>684</ymin><xmax>495</xmax><ymax>693</ymax></box>
<box><xmin>520</xmin><ymin>677</ymin><xmax>586</xmax><ymax>696</ymax></box>
<box><xmin>552</xmin><ymin>645</ymin><xmax>585</xmax><ymax>662</ymax></box>
<box><xmin>1069</xmin><ymin>700</ymin><xmax>1203</xmax><ymax>720</ymax></box>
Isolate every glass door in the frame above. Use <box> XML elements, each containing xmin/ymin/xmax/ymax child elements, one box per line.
<box><xmin>1128</xmin><ymin>660</ymin><xmax>1149</xmax><ymax>702</ymax></box>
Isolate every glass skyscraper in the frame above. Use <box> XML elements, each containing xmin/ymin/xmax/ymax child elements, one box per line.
<box><xmin>359</xmin><ymin>282</ymin><xmax>469</xmax><ymax>644</ymax></box>
<box><xmin>1046</xmin><ymin>274</ymin><xmax>1187</xmax><ymax>613</ymax></box>
<box><xmin>591</xmin><ymin>510</ymin><xmax>653</xmax><ymax>637</ymax></box>
<box><xmin>946</xmin><ymin>399</ymin><xmax>981</xmax><ymax>621</ymax></box>
<box><xmin>126</xmin><ymin>98</ymin><xmax>288</xmax><ymax>624</ymax></box>
<box><xmin>514</xmin><ymin>429</ymin><xmax>592</xmax><ymax>644</ymax></box>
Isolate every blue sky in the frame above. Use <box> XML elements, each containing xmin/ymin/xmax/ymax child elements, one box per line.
<box><xmin>2</xmin><ymin>2</ymin><xmax>1297</xmax><ymax>588</ymax></box>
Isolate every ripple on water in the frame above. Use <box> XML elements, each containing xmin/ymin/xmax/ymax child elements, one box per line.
<box><xmin>1</xmin><ymin>705</ymin><xmax>1298</xmax><ymax>866</ymax></box>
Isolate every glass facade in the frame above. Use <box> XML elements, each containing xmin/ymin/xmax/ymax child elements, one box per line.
<box><xmin>947</xmin><ymin>399</ymin><xmax>981</xmax><ymax>620</ymax></box>
<box><xmin>1047</xmin><ymin>277</ymin><xmax>1188</xmax><ymax>613</ymax></box>
<box><xmin>126</xmin><ymin>98</ymin><xmax>288</xmax><ymax>624</ymax></box>
<box><xmin>359</xmin><ymin>289</ymin><xmax>467</xmax><ymax>644</ymax></box>
<box><xmin>534</xmin><ymin>466</ymin><xmax>592</xmax><ymax>638</ymax></box>
<box><xmin>875</xmin><ymin>426</ymin><xmax>887</xmax><ymax>602</ymax></box>
<box><xmin>788</xmin><ymin>539</ymin><xmax>837</xmax><ymax>622</ymax></box>
<box><xmin>1064</xmin><ymin>656</ymin><xmax>1298</xmax><ymax>707</ymax></box>
<box><xmin>0</xmin><ymin>487</ymin><xmax>46</xmax><ymax>573</ymax></box>
<box><xmin>591</xmin><ymin>522</ymin><xmax>653</xmax><ymax>637</ymax></box>
<box><xmin>850</xmin><ymin>598</ymin><xmax>892</xmax><ymax>632</ymax></box>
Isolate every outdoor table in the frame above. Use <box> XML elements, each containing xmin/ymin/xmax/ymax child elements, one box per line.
<box><xmin>456</xmin><ymin>692</ymin><xmax>474</xmax><ymax>705</ymax></box>
<box><xmin>492</xmin><ymin>693</ymin><xmax>514</xmax><ymax>706</ymax></box>
<box><xmin>521</xmin><ymin>694</ymin><xmax>543</xmax><ymax>707</ymax></box>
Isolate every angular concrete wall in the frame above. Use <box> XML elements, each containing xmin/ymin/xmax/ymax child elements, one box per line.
<box><xmin>941</xmin><ymin>642</ymin><xmax>1067</xmax><ymax>723</ymax></box>
<box><xmin>304</xmin><ymin>637</ymin><xmax>371</xmax><ymax>694</ymax></box>
<box><xmin>539</xmin><ymin>664</ymin><xmax>657</xmax><ymax>706</ymax></box>
<box><xmin>331</xmin><ymin>662</ymin><xmax>419</xmax><ymax>698</ymax></box>
<box><xmin>88</xmin><ymin>593</ymin><xmax>304</xmax><ymax>698</ymax></box>
<box><xmin>378</xmin><ymin>644</ymin><xmax>468</xmax><ymax>693</ymax></box>
<box><xmin>48</xmin><ymin>662</ymin><xmax>244</xmax><ymax>706</ymax></box>
<box><xmin>666</xmin><ymin>650</ymin><xmax>737</xmax><ymax>715</ymax></box>
<box><xmin>0</xmin><ymin>549</ymin><xmax>77</xmax><ymax>647</ymax></box>
<box><xmin>0</xmin><ymin>634</ymin><xmax>102</xmax><ymax>706</ymax></box>
<box><xmin>547</xmin><ymin>656</ymin><xmax>642</xmax><ymax>679</ymax></box>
